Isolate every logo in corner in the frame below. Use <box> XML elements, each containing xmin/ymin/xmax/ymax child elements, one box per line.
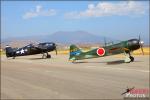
<box><xmin>121</xmin><ymin>87</ymin><xmax>149</xmax><ymax>99</ymax></box>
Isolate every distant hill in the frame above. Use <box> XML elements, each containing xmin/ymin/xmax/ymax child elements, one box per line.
<box><xmin>2</xmin><ymin>31</ymin><xmax>148</xmax><ymax>49</ymax></box>
<box><xmin>39</xmin><ymin>31</ymin><xmax>112</xmax><ymax>44</ymax></box>
<box><xmin>1</xmin><ymin>31</ymin><xmax>113</xmax><ymax>48</ymax></box>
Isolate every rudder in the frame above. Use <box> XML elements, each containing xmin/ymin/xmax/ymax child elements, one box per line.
<box><xmin>69</xmin><ymin>45</ymin><xmax>82</xmax><ymax>60</ymax></box>
<box><xmin>5</xmin><ymin>45</ymin><xmax>15</xmax><ymax>58</ymax></box>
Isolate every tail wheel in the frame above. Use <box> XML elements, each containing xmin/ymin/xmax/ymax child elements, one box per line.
<box><xmin>130</xmin><ymin>56</ymin><xmax>134</xmax><ymax>62</ymax></box>
<box><xmin>72</xmin><ymin>60</ymin><xmax>76</xmax><ymax>63</ymax></box>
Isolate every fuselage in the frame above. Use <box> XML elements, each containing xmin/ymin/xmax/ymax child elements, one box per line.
<box><xmin>71</xmin><ymin>39</ymin><xmax>141</xmax><ymax>60</ymax></box>
<box><xmin>5</xmin><ymin>42</ymin><xmax>56</xmax><ymax>58</ymax></box>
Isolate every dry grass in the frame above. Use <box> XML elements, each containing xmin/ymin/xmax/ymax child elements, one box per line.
<box><xmin>133</xmin><ymin>47</ymin><xmax>149</xmax><ymax>55</ymax></box>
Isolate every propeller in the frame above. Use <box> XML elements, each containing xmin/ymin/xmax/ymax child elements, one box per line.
<box><xmin>55</xmin><ymin>48</ymin><xmax>57</xmax><ymax>55</ymax></box>
<box><xmin>139</xmin><ymin>35</ymin><xmax>144</xmax><ymax>55</ymax></box>
<box><xmin>54</xmin><ymin>44</ymin><xmax>57</xmax><ymax>55</ymax></box>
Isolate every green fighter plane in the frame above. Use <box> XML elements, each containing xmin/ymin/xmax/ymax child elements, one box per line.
<box><xmin>69</xmin><ymin>36</ymin><xmax>144</xmax><ymax>63</ymax></box>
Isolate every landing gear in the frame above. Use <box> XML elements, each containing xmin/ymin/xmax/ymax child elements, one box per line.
<box><xmin>124</xmin><ymin>52</ymin><xmax>134</xmax><ymax>63</ymax></box>
<box><xmin>129</xmin><ymin>56</ymin><xmax>134</xmax><ymax>62</ymax></box>
<box><xmin>42</xmin><ymin>52</ymin><xmax>51</xmax><ymax>59</ymax></box>
<box><xmin>46</xmin><ymin>54</ymin><xmax>51</xmax><ymax>58</ymax></box>
<box><xmin>12</xmin><ymin>52</ymin><xmax>16</xmax><ymax>59</ymax></box>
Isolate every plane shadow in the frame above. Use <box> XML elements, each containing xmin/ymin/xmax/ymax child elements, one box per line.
<box><xmin>106</xmin><ymin>60</ymin><xmax>125</xmax><ymax>65</ymax></box>
<box><xmin>29</xmin><ymin>58</ymin><xmax>53</xmax><ymax>60</ymax></box>
<box><xmin>73</xmin><ymin>60</ymin><xmax>142</xmax><ymax>65</ymax></box>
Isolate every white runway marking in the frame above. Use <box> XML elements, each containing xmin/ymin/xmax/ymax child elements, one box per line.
<box><xmin>86</xmin><ymin>66</ymin><xmax>149</xmax><ymax>73</ymax></box>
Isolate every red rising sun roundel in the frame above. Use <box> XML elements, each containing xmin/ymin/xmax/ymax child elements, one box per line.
<box><xmin>96</xmin><ymin>48</ymin><xmax>105</xmax><ymax>56</ymax></box>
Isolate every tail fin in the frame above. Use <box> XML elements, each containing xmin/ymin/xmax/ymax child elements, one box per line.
<box><xmin>69</xmin><ymin>45</ymin><xmax>82</xmax><ymax>59</ymax></box>
<box><xmin>5</xmin><ymin>45</ymin><xmax>15</xmax><ymax>58</ymax></box>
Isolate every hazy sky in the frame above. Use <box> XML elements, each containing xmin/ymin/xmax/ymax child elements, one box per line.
<box><xmin>1</xmin><ymin>1</ymin><xmax>149</xmax><ymax>41</ymax></box>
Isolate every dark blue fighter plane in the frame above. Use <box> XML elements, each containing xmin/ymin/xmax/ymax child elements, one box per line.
<box><xmin>5</xmin><ymin>42</ymin><xmax>57</xmax><ymax>59</ymax></box>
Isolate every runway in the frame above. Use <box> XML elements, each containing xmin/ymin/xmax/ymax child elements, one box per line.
<box><xmin>1</xmin><ymin>54</ymin><xmax>149</xmax><ymax>99</ymax></box>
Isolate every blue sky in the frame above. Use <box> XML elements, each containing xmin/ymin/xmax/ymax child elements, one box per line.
<box><xmin>1</xmin><ymin>1</ymin><xmax>149</xmax><ymax>42</ymax></box>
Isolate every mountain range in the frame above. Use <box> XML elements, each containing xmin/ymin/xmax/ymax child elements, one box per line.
<box><xmin>2</xmin><ymin>31</ymin><xmax>113</xmax><ymax>45</ymax></box>
<box><xmin>1</xmin><ymin>31</ymin><xmax>148</xmax><ymax>49</ymax></box>
<box><xmin>39</xmin><ymin>31</ymin><xmax>113</xmax><ymax>43</ymax></box>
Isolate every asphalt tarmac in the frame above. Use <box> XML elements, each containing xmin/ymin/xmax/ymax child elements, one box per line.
<box><xmin>1</xmin><ymin>54</ymin><xmax>149</xmax><ymax>99</ymax></box>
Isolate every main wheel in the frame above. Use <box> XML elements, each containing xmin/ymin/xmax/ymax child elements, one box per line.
<box><xmin>130</xmin><ymin>56</ymin><xmax>134</xmax><ymax>62</ymax></box>
<box><xmin>47</xmin><ymin>54</ymin><xmax>51</xmax><ymax>58</ymax></box>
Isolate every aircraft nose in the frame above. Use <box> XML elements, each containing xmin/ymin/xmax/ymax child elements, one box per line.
<box><xmin>53</xmin><ymin>43</ymin><xmax>56</xmax><ymax>46</ymax></box>
<box><xmin>128</xmin><ymin>39</ymin><xmax>140</xmax><ymax>50</ymax></box>
<box><xmin>139</xmin><ymin>41</ymin><xmax>144</xmax><ymax>45</ymax></box>
<box><xmin>48</xmin><ymin>43</ymin><xmax>56</xmax><ymax>49</ymax></box>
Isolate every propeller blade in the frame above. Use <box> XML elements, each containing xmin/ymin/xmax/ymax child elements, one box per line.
<box><xmin>54</xmin><ymin>44</ymin><xmax>57</xmax><ymax>55</ymax></box>
<box><xmin>139</xmin><ymin>35</ymin><xmax>141</xmax><ymax>41</ymax></box>
<box><xmin>139</xmin><ymin>34</ymin><xmax>144</xmax><ymax>55</ymax></box>
<box><xmin>140</xmin><ymin>44</ymin><xmax>144</xmax><ymax>55</ymax></box>
<box><xmin>55</xmin><ymin>48</ymin><xmax>57</xmax><ymax>55</ymax></box>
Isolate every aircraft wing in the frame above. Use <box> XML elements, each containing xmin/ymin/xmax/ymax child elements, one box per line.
<box><xmin>108</xmin><ymin>47</ymin><xmax>130</xmax><ymax>53</ymax></box>
<box><xmin>121</xmin><ymin>47</ymin><xmax>130</xmax><ymax>51</ymax></box>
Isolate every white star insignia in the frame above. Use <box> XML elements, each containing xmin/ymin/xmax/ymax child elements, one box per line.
<box><xmin>20</xmin><ymin>49</ymin><xmax>25</xmax><ymax>54</ymax></box>
<box><xmin>16</xmin><ymin>51</ymin><xmax>20</xmax><ymax>54</ymax></box>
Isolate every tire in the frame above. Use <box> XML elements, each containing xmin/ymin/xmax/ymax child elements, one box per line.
<box><xmin>130</xmin><ymin>56</ymin><xmax>134</xmax><ymax>62</ymax></box>
<box><xmin>72</xmin><ymin>60</ymin><xmax>76</xmax><ymax>63</ymax></box>
<box><xmin>47</xmin><ymin>55</ymin><xmax>51</xmax><ymax>58</ymax></box>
